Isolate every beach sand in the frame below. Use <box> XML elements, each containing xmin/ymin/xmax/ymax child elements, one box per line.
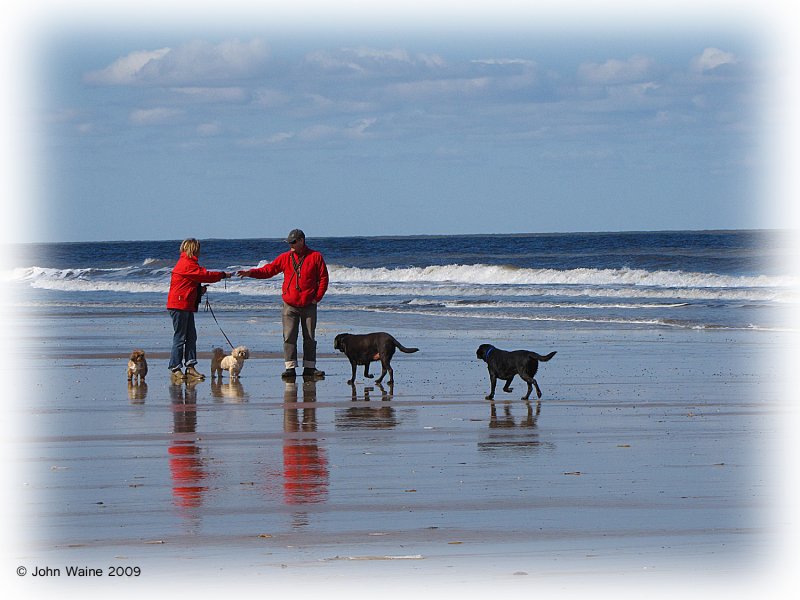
<box><xmin>5</xmin><ymin>318</ymin><xmax>796</xmax><ymax>597</ymax></box>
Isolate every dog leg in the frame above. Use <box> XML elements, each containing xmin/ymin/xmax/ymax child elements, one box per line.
<box><xmin>532</xmin><ymin>378</ymin><xmax>542</xmax><ymax>398</ymax></box>
<box><xmin>364</xmin><ymin>362</ymin><xmax>374</xmax><ymax>379</ymax></box>
<box><xmin>486</xmin><ymin>372</ymin><xmax>497</xmax><ymax>400</ymax></box>
<box><xmin>375</xmin><ymin>362</ymin><xmax>388</xmax><ymax>384</ymax></box>
<box><xmin>521</xmin><ymin>381</ymin><xmax>532</xmax><ymax>400</ymax></box>
<box><xmin>502</xmin><ymin>377</ymin><xmax>514</xmax><ymax>394</ymax></box>
<box><xmin>347</xmin><ymin>360</ymin><xmax>357</xmax><ymax>385</ymax></box>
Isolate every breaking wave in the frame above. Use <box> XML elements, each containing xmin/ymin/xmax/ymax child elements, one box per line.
<box><xmin>8</xmin><ymin>262</ymin><xmax>796</xmax><ymax>305</ymax></box>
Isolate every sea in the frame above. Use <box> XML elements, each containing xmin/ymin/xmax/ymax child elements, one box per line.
<box><xmin>6</xmin><ymin>230</ymin><xmax>798</xmax><ymax>337</ymax></box>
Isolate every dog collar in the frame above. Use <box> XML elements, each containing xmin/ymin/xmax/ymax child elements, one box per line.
<box><xmin>484</xmin><ymin>346</ymin><xmax>495</xmax><ymax>360</ymax></box>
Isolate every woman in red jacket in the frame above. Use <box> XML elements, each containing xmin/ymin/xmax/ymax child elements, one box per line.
<box><xmin>238</xmin><ymin>229</ymin><xmax>329</xmax><ymax>380</ymax></box>
<box><xmin>167</xmin><ymin>239</ymin><xmax>232</xmax><ymax>382</ymax></box>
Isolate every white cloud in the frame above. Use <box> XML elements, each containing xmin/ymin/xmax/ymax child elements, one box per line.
<box><xmin>196</xmin><ymin>122</ymin><xmax>222</xmax><ymax>136</ymax></box>
<box><xmin>267</xmin><ymin>132</ymin><xmax>294</xmax><ymax>144</ymax></box>
<box><xmin>385</xmin><ymin>77</ymin><xmax>491</xmax><ymax>100</ymax></box>
<box><xmin>84</xmin><ymin>39</ymin><xmax>269</xmax><ymax>86</ymax></box>
<box><xmin>578</xmin><ymin>55</ymin><xmax>654</xmax><ymax>84</ymax></box>
<box><xmin>346</xmin><ymin>117</ymin><xmax>377</xmax><ymax>138</ymax></box>
<box><xmin>84</xmin><ymin>48</ymin><xmax>171</xmax><ymax>85</ymax></box>
<box><xmin>297</xmin><ymin>124</ymin><xmax>339</xmax><ymax>141</ymax></box>
<box><xmin>129</xmin><ymin>107</ymin><xmax>183</xmax><ymax>125</ymax></box>
<box><xmin>690</xmin><ymin>48</ymin><xmax>738</xmax><ymax>73</ymax></box>
<box><xmin>471</xmin><ymin>58</ymin><xmax>534</xmax><ymax>67</ymax></box>
<box><xmin>237</xmin><ymin>117</ymin><xmax>376</xmax><ymax>146</ymax></box>
<box><xmin>253</xmin><ymin>89</ymin><xmax>292</xmax><ymax>108</ymax></box>
<box><xmin>170</xmin><ymin>87</ymin><xmax>247</xmax><ymax>102</ymax></box>
<box><xmin>297</xmin><ymin>119</ymin><xmax>376</xmax><ymax>141</ymax></box>
<box><xmin>305</xmin><ymin>46</ymin><xmax>445</xmax><ymax>75</ymax></box>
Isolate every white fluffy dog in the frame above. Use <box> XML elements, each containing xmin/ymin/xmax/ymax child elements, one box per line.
<box><xmin>216</xmin><ymin>346</ymin><xmax>250</xmax><ymax>380</ymax></box>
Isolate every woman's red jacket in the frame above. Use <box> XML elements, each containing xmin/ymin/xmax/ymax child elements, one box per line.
<box><xmin>166</xmin><ymin>252</ymin><xmax>227</xmax><ymax>312</ymax></box>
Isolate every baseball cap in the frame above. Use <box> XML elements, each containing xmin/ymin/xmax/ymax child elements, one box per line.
<box><xmin>285</xmin><ymin>229</ymin><xmax>306</xmax><ymax>243</ymax></box>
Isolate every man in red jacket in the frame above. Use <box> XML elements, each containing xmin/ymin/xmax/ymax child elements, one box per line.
<box><xmin>167</xmin><ymin>238</ymin><xmax>232</xmax><ymax>382</ymax></box>
<box><xmin>238</xmin><ymin>229</ymin><xmax>329</xmax><ymax>380</ymax></box>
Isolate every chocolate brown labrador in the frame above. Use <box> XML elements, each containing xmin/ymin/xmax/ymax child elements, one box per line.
<box><xmin>334</xmin><ymin>332</ymin><xmax>419</xmax><ymax>385</ymax></box>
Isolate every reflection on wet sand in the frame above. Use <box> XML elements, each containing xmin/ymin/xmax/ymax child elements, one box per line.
<box><xmin>168</xmin><ymin>382</ymin><xmax>208</xmax><ymax>510</ymax></box>
<box><xmin>210</xmin><ymin>379</ymin><xmax>248</xmax><ymax>402</ymax></box>
<box><xmin>282</xmin><ymin>379</ymin><xmax>328</xmax><ymax>526</ymax></box>
<box><xmin>479</xmin><ymin>400</ymin><xmax>555</xmax><ymax>452</ymax></box>
<box><xmin>127</xmin><ymin>381</ymin><xmax>148</xmax><ymax>404</ymax></box>
<box><xmin>335</xmin><ymin>383</ymin><xmax>398</xmax><ymax>430</ymax></box>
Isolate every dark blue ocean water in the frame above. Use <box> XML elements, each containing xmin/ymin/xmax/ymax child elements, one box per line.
<box><xmin>9</xmin><ymin>230</ymin><xmax>798</xmax><ymax>331</ymax></box>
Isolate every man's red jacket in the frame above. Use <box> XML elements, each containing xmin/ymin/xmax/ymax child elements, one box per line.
<box><xmin>245</xmin><ymin>247</ymin><xmax>329</xmax><ymax>308</ymax></box>
<box><xmin>167</xmin><ymin>252</ymin><xmax>227</xmax><ymax>312</ymax></box>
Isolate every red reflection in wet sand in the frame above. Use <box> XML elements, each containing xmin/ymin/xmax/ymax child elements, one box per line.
<box><xmin>169</xmin><ymin>383</ymin><xmax>207</xmax><ymax>509</ymax></box>
<box><xmin>282</xmin><ymin>380</ymin><xmax>328</xmax><ymax>504</ymax></box>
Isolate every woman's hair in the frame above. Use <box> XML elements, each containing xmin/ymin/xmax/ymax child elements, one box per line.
<box><xmin>180</xmin><ymin>238</ymin><xmax>201</xmax><ymax>258</ymax></box>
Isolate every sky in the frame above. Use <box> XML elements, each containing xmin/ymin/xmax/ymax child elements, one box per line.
<box><xmin>2</xmin><ymin>1</ymin><xmax>800</xmax><ymax>244</ymax></box>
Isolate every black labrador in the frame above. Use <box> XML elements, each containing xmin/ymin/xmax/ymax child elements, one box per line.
<box><xmin>476</xmin><ymin>343</ymin><xmax>556</xmax><ymax>400</ymax></box>
<box><xmin>334</xmin><ymin>332</ymin><xmax>419</xmax><ymax>385</ymax></box>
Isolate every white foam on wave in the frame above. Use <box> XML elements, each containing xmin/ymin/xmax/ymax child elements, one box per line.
<box><xmin>27</xmin><ymin>278</ymin><xmax>169</xmax><ymax>294</ymax></box>
<box><xmin>360</xmin><ymin>306</ymin><xmax>790</xmax><ymax>331</ymax></box>
<box><xmin>325</xmin><ymin>283</ymin><xmax>793</xmax><ymax>303</ymax></box>
<box><xmin>329</xmin><ymin>264</ymin><xmax>797</xmax><ymax>289</ymax></box>
<box><xmin>360</xmin><ymin>306</ymin><xmax>682</xmax><ymax>328</ymax></box>
<box><xmin>406</xmin><ymin>299</ymin><xmax>692</xmax><ymax>310</ymax></box>
<box><xmin>8</xmin><ymin>263</ymin><xmax>798</xmax><ymax>306</ymax></box>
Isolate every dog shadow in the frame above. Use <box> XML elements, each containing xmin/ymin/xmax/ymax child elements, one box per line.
<box><xmin>478</xmin><ymin>400</ymin><xmax>554</xmax><ymax>454</ymax></box>
<box><xmin>127</xmin><ymin>381</ymin><xmax>148</xmax><ymax>404</ymax></box>
<box><xmin>489</xmin><ymin>399</ymin><xmax>541</xmax><ymax>429</ymax></box>
<box><xmin>210</xmin><ymin>380</ymin><xmax>248</xmax><ymax>402</ymax></box>
<box><xmin>351</xmin><ymin>382</ymin><xmax>394</xmax><ymax>402</ymax></box>
<box><xmin>335</xmin><ymin>383</ymin><xmax>397</xmax><ymax>430</ymax></box>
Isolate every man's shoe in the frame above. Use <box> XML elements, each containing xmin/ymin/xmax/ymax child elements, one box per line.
<box><xmin>170</xmin><ymin>368</ymin><xmax>186</xmax><ymax>382</ymax></box>
<box><xmin>302</xmin><ymin>368</ymin><xmax>325</xmax><ymax>380</ymax></box>
<box><xmin>281</xmin><ymin>368</ymin><xmax>297</xmax><ymax>380</ymax></box>
<box><xmin>185</xmin><ymin>365</ymin><xmax>206</xmax><ymax>381</ymax></box>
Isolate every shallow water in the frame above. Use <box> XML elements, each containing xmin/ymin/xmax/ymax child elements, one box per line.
<box><xmin>12</xmin><ymin>327</ymin><xmax>787</xmax><ymax>591</ymax></box>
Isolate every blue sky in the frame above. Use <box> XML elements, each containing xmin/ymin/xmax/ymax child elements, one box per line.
<box><xmin>4</xmin><ymin>1</ymin><xmax>798</xmax><ymax>243</ymax></box>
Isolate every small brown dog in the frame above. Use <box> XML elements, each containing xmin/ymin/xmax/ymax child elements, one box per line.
<box><xmin>127</xmin><ymin>349</ymin><xmax>148</xmax><ymax>383</ymax></box>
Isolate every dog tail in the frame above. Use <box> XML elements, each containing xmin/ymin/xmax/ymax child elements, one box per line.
<box><xmin>534</xmin><ymin>351</ymin><xmax>557</xmax><ymax>361</ymax></box>
<box><xmin>392</xmin><ymin>337</ymin><xmax>419</xmax><ymax>353</ymax></box>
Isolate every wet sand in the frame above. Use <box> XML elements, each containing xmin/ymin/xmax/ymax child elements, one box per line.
<box><xmin>6</xmin><ymin>327</ymin><xmax>796</xmax><ymax>596</ymax></box>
